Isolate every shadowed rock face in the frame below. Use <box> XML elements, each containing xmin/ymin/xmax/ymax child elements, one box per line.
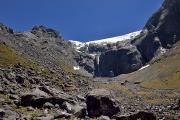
<box><xmin>132</xmin><ymin>0</ymin><xmax>180</xmax><ymax>62</ymax></box>
<box><xmin>95</xmin><ymin>46</ymin><xmax>143</xmax><ymax>77</ymax></box>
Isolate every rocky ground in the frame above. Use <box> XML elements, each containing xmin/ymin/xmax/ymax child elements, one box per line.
<box><xmin>0</xmin><ymin>63</ymin><xmax>180</xmax><ymax>120</ymax></box>
<box><xmin>1</xmin><ymin>0</ymin><xmax>180</xmax><ymax>119</ymax></box>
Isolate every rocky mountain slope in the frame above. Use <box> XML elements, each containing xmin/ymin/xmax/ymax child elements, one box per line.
<box><xmin>0</xmin><ymin>0</ymin><xmax>180</xmax><ymax>119</ymax></box>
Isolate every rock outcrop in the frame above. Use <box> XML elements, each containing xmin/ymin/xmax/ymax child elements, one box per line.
<box><xmin>132</xmin><ymin>0</ymin><xmax>180</xmax><ymax>62</ymax></box>
<box><xmin>113</xmin><ymin>111</ymin><xmax>156</xmax><ymax>120</ymax></box>
<box><xmin>86</xmin><ymin>89</ymin><xmax>120</xmax><ymax>118</ymax></box>
<box><xmin>95</xmin><ymin>46</ymin><xmax>143</xmax><ymax>77</ymax></box>
<box><xmin>0</xmin><ymin>23</ymin><xmax>13</xmax><ymax>34</ymax></box>
<box><xmin>31</xmin><ymin>25</ymin><xmax>60</xmax><ymax>38</ymax></box>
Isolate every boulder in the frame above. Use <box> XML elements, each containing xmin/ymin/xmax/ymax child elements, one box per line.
<box><xmin>97</xmin><ymin>115</ymin><xmax>111</xmax><ymax>120</ymax></box>
<box><xmin>62</xmin><ymin>101</ymin><xmax>86</xmax><ymax>118</ymax></box>
<box><xmin>43</xmin><ymin>102</ymin><xmax>54</xmax><ymax>109</ymax></box>
<box><xmin>62</xmin><ymin>101</ymin><xmax>74</xmax><ymax>113</ymax></box>
<box><xmin>19</xmin><ymin>87</ymin><xmax>76</xmax><ymax>108</ymax></box>
<box><xmin>54</xmin><ymin>110</ymin><xmax>72</xmax><ymax>119</ymax></box>
<box><xmin>74</xmin><ymin>105</ymin><xmax>86</xmax><ymax>118</ymax></box>
<box><xmin>35</xmin><ymin>115</ymin><xmax>54</xmax><ymax>120</ymax></box>
<box><xmin>113</xmin><ymin>111</ymin><xmax>156</xmax><ymax>120</ymax></box>
<box><xmin>15</xmin><ymin>74</ymin><xmax>25</xmax><ymax>84</ymax></box>
<box><xmin>86</xmin><ymin>89</ymin><xmax>120</xmax><ymax>118</ymax></box>
<box><xmin>20</xmin><ymin>88</ymin><xmax>49</xmax><ymax>107</ymax></box>
<box><xmin>0</xmin><ymin>109</ymin><xmax>5</xmax><ymax>118</ymax></box>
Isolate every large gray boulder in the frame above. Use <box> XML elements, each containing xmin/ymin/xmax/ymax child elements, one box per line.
<box><xmin>19</xmin><ymin>87</ymin><xmax>76</xmax><ymax>108</ymax></box>
<box><xmin>95</xmin><ymin>45</ymin><xmax>143</xmax><ymax>77</ymax></box>
<box><xmin>86</xmin><ymin>89</ymin><xmax>120</xmax><ymax>118</ymax></box>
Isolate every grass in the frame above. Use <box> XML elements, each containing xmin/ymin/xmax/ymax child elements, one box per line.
<box><xmin>0</xmin><ymin>43</ymin><xmax>58</xmax><ymax>77</ymax></box>
<box><xmin>139</xmin><ymin>54</ymin><xmax>180</xmax><ymax>90</ymax></box>
<box><xmin>0</xmin><ymin>43</ymin><xmax>38</xmax><ymax>69</ymax></box>
<box><xmin>0</xmin><ymin>93</ymin><xmax>11</xmax><ymax>105</ymax></box>
<box><xmin>145</xmin><ymin>99</ymin><xmax>172</xmax><ymax>105</ymax></box>
<box><xmin>15</xmin><ymin>107</ymin><xmax>43</xmax><ymax>118</ymax></box>
<box><xmin>141</xmin><ymin>77</ymin><xmax>180</xmax><ymax>89</ymax></box>
<box><xmin>95</xmin><ymin>82</ymin><xmax>135</xmax><ymax>103</ymax></box>
<box><xmin>137</xmin><ymin>91</ymin><xmax>180</xmax><ymax>105</ymax></box>
<box><xmin>59</xmin><ymin>59</ymin><xmax>76</xmax><ymax>74</ymax></box>
<box><xmin>117</xmin><ymin>53</ymin><xmax>180</xmax><ymax>90</ymax></box>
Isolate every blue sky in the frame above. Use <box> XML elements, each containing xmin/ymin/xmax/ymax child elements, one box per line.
<box><xmin>0</xmin><ymin>0</ymin><xmax>163</xmax><ymax>41</ymax></box>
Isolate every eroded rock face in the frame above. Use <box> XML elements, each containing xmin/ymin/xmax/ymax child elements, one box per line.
<box><xmin>86</xmin><ymin>89</ymin><xmax>120</xmax><ymax>118</ymax></box>
<box><xmin>0</xmin><ymin>23</ymin><xmax>13</xmax><ymax>34</ymax></box>
<box><xmin>75</xmin><ymin>52</ymin><xmax>95</xmax><ymax>74</ymax></box>
<box><xmin>132</xmin><ymin>0</ymin><xmax>180</xmax><ymax>62</ymax></box>
<box><xmin>96</xmin><ymin>46</ymin><xmax>143</xmax><ymax>77</ymax></box>
<box><xmin>31</xmin><ymin>26</ymin><xmax>60</xmax><ymax>38</ymax></box>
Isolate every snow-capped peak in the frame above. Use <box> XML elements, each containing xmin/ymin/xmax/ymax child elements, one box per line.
<box><xmin>86</xmin><ymin>30</ymin><xmax>141</xmax><ymax>44</ymax></box>
<box><xmin>70</xmin><ymin>30</ymin><xmax>141</xmax><ymax>50</ymax></box>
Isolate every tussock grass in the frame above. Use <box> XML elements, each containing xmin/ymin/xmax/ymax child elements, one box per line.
<box><xmin>0</xmin><ymin>43</ymin><xmax>38</xmax><ymax>69</ymax></box>
<box><xmin>15</xmin><ymin>107</ymin><xmax>43</xmax><ymax>118</ymax></box>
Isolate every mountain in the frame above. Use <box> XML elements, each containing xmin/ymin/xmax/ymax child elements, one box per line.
<box><xmin>1</xmin><ymin>0</ymin><xmax>180</xmax><ymax>119</ymax></box>
<box><xmin>70</xmin><ymin>31</ymin><xmax>141</xmax><ymax>75</ymax></box>
<box><xmin>72</xmin><ymin>0</ymin><xmax>180</xmax><ymax>77</ymax></box>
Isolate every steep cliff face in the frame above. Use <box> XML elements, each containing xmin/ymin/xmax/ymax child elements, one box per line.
<box><xmin>96</xmin><ymin>46</ymin><xmax>143</xmax><ymax>77</ymax></box>
<box><xmin>70</xmin><ymin>31</ymin><xmax>141</xmax><ymax>76</ymax></box>
<box><xmin>133</xmin><ymin>0</ymin><xmax>180</xmax><ymax>62</ymax></box>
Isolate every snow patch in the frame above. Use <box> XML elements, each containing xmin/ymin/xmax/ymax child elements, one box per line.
<box><xmin>139</xmin><ymin>65</ymin><xmax>150</xmax><ymax>71</ymax></box>
<box><xmin>73</xmin><ymin>66</ymin><xmax>80</xmax><ymax>70</ymax></box>
<box><xmin>69</xmin><ymin>30</ymin><xmax>141</xmax><ymax>50</ymax></box>
<box><xmin>86</xmin><ymin>30</ymin><xmax>141</xmax><ymax>45</ymax></box>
